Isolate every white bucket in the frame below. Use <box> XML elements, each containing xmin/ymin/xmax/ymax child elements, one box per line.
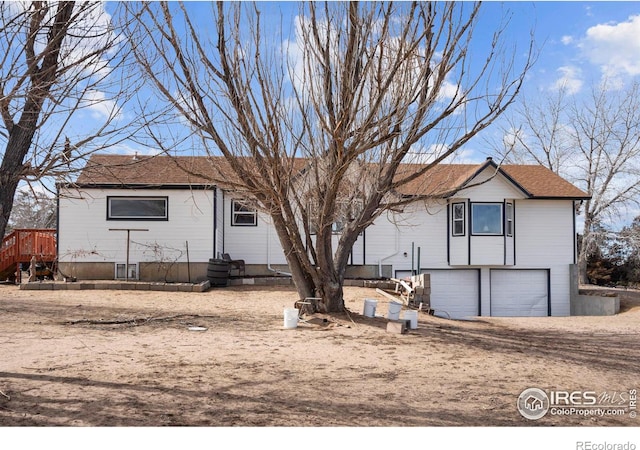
<box><xmin>387</xmin><ymin>301</ymin><xmax>402</xmax><ymax>320</ymax></box>
<box><xmin>403</xmin><ymin>310</ymin><xmax>418</xmax><ymax>329</ymax></box>
<box><xmin>363</xmin><ymin>299</ymin><xmax>377</xmax><ymax>318</ymax></box>
<box><xmin>283</xmin><ymin>307</ymin><xmax>299</xmax><ymax>329</ymax></box>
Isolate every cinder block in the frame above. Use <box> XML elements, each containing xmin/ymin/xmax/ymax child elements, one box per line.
<box><xmin>162</xmin><ymin>284</ymin><xmax>179</xmax><ymax>292</ymax></box>
<box><xmin>135</xmin><ymin>283</ymin><xmax>151</xmax><ymax>290</ymax></box>
<box><xmin>193</xmin><ymin>280</ymin><xmax>210</xmax><ymax>292</ymax></box>
<box><xmin>80</xmin><ymin>283</ymin><xmax>95</xmax><ymax>290</ymax></box>
<box><xmin>386</xmin><ymin>320</ymin><xmax>408</xmax><ymax>334</ymax></box>
<box><xmin>178</xmin><ymin>284</ymin><xmax>193</xmax><ymax>292</ymax></box>
<box><xmin>65</xmin><ymin>283</ymin><xmax>82</xmax><ymax>290</ymax></box>
<box><xmin>104</xmin><ymin>283</ymin><xmax>122</xmax><ymax>290</ymax></box>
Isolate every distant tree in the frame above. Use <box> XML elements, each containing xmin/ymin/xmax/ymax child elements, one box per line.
<box><xmin>495</xmin><ymin>82</ymin><xmax>640</xmax><ymax>284</ymax></box>
<box><xmin>0</xmin><ymin>2</ymin><xmax>137</xmax><ymax>239</ymax></box>
<box><xmin>6</xmin><ymin>189</ymin><xmax>56</xmax><ymax>233</ymax></box>
<box><xmin>127</xmin><ymin>1</ymin><xmax>533</xmax><ymax>312</ymax></box>
<box><xmin>617</xmin><ymin>216</ymin><xmax>640</xmax><ymax>286</ymax></box>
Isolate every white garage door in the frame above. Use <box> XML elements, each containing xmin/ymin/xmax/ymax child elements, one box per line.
<box><xmin>422</xmin><ymin>270</ymin><xmax>480</xmax><ymax>320</ymax></box>
<box><xmin>491</xmin><ymin>269</ymin><xmax>549</xmax><ymax>317</ymax></box>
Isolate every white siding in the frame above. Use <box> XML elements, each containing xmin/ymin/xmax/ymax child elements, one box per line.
<box><xmin>214</xmin><ymin>188</ymin><xmax>225</xmax><ymax>258</ymax></box>
<box><xmin>449</xmin><ymin>199</ymin><xmax>468</xmax><ymax>266</ymax></box>
<box><xmin>58</xmin><ymin>188</ymin><xmax>214</xmax><ymax>264</ymax></box>
<box><xmin>513</xmin><ymin>199</ymin><xmax>575</xmax><ymax>316</ymax></box>
<box><xmin>457</xmin><ymin>169</ymin><xmax>526</xmax><ymax>201</ymax></box>
<box><xmin>223</xmin><ymin>197</ymin><xmax>287</xmax><ymax>265</ymax></box>
<box><xmin>368</xmin><ymin>202</ymin><xmax>449</xmax><ymax>272</ymax></box>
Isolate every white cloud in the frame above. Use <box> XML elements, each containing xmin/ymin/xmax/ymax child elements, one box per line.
<box><xmin>561</xmin><ymin>35</ymin><xmax>574</xmax><ymax>45</ymax></box>
<box><xmin>552</xmin><ymin>66</ymin><xmax>583</xmax><ymax>94</ymax></box>
<box><xmin>579</xmin><ymin>14</ymin><xmax>640</xmax><ymax>78</ymax></box>
<box><xmin>80</xmin><ymin>89</ymin><xmax>121</xmax><ymax>120</ymax></box>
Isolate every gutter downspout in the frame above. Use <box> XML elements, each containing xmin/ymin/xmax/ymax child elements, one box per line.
<box><xmin>267</xmin><ymin>217</ymin><xmax>292</xmax><ymax>277</ymax></box>
<box><xmin>378</xmin><ymin>226</ymin><xmax>400</xmax><ymax>278</ymax></box>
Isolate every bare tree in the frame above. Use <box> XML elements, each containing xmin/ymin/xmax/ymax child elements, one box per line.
<box><xmin>7</xmin><ymin>189</ymin><xmax>56</xmax><ymax>232</ymax></box>
<box><xmin>495</xmin><ymin>82</ymin><xmax>640</xmax><ymax>284</ymax></box>
<box><xmin>0</xmin><ymin>1</ymin><xmax>137</xmax><ymax>239</ymax></box>
<box><xmin>127</xmin><ymin>1</ymin><xmax>533</xmax><ymax>312</ymax></box>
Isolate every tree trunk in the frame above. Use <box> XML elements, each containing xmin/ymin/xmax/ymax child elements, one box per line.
<box><xmin>578</xmin><ymin>216</ymin><xmax>593</xmax><ymax>285</ymax></box>
<box><xmin>0</xmin><ymin>124</ymin><xmax>39</xmax><ymax>239</ymax></box>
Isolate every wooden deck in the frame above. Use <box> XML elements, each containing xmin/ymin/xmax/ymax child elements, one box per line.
<box><xmin>0</xmin><ymin>229</ymin><xmax>56</xmax><ymax>282</ymax></box>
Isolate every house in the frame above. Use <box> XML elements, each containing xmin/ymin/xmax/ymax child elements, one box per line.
<box><xmin>57</xmin><ymin>154</ymin><xmax>589</xmax><ymax>318</ymax></box>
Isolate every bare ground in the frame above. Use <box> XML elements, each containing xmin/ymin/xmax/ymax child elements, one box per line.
<box><xmin>0</xmin><ymin>284</ymin><xmax>638</xmax><ymax>427</ymax></box>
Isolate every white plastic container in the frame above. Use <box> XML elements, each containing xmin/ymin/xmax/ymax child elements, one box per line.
<box><xmin>363</xmin><ymin>299</ymin><xmax>377</xmax><ymax>318</ymax></box>
<box><xmin>283</xmin><ymin>307</ymin><xmax>299</xmax><ymax>329</ymax></box>
<box><xmin>387</xmin><ymin>301</ymin><xmax>402</xmax><ymax>320</ymax></box>
<box><xmin>403</xmin><ymin>310</ymin><xmax>418</xmax><ymax>329</ymax></box>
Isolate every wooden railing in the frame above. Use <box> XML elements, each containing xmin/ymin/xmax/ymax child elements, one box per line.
<box><xmin>0</xmin><ymin>229</ymin><xmax>56</xmax><ymax>281</ymax></box>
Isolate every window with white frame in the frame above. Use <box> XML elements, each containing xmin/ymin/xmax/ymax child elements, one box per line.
<box><xmin>506</xmin><ymin>202</ymin><xmax>514</xmax><ymax>237</ymax></box>
<box><xmin>471</xmin><ymin>203</ymin><xmax>503</xmax><ymax>235</ymax></box>
<box><xmin>452</xmin><ymin>202</ymin><xmax>465</xmax><ymax>236</ymax></box>
<box><xmin>107</xmin><ymin>197</ymin><xmax>168</xmax><ymax>220</ymax></box>
<box><xmin>115</xmin><ymin>263</ymin><xmax>137</xmax><ymax>280</ymax></box>
<box><xmin>231</xmin><ymin>199</ymin><xmax>257</xmax><ymax>226</ymax></box>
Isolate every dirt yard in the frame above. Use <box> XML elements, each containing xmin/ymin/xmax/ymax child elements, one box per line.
<box><xmin>0</xmin><ymin>283</ymin><xmax>638</xmax><ymax>427</ymax></box>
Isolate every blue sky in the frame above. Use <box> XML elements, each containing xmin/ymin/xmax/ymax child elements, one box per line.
<box><xmin>106</xmin><ymin>1</ymin><xmax>640</xmax><ymax>162</ymax></box>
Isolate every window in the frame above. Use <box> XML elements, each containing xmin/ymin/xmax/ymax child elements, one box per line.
<box><xmin>115</xmin><ymin>263</ymin><xmax>137</xmax><ymax>280</ymax></box>
<box><xmin>452</xmin><ymin>202</ymin><xmax>465</xmax><ymax>236</ymax></box>
<box><xmin>231</xmin><ymin>199</ymin><xmax>257</xmax><ymax>226</ymax></box>
<box><xmin>471</xmin><ymin>203</ymin><xmax>503</xmax><ymax>235</ymax></box>
<box><xmin>107</xmin><ymin>197</ymin><xmax>168</xmax><ymax>220</ymax></box>
<box><xmin>308</xmin><ymin>199</ymin><xmax>363</xmax><ymax>235</ymax></box>
<box><xmin>506</xmin><ymin>202</ymin><xmax>514</xmax><ymax>237</ymax></box>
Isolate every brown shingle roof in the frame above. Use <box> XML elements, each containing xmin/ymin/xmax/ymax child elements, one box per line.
<box><xmin>75</xmin><ymin>154</ymin><xmax>223</xmax><ymax>185</ymax></box>
<box><xmin>395</xmin><ymin>160</ymin><xmax>589</xmax><ymax>199</ymax></box>
<box><xmin>73</xmin><ymin>154</ymin><xmax>590</xmax><ymax>199</ymax></box>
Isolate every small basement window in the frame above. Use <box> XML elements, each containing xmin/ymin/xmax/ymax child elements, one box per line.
<box><xmin>231</xmin><ymin>199</ymin><xmax>257</xmax><ymax>226</ymax></box>
<box><xmin>471</xmin><ymin>203</ymin><xmax>503</xmax><ymax>235</ymax></box>
<box><xmin>108</xmin><ymin>197</ymin><xmax>168</xmax><ymax>220</ymax></box>
<box><xmin>115</xmin><ymin>263</ymin><xmax>137</xmax><ymax>280</ymax></box>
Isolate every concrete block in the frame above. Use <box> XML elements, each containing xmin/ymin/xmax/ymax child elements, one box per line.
<box><xmin>193</xmin><ymin>280</ymin><xmax>210</xmax><ymax>292</ymax></box>
<box><xmin>65</xmin><ymin>283</ymin><xmax>83</xmax><ymax>290</ymax></box>
<box><xmin>104</xmin><ymin>283</ymin><xmax>122</xmax><ymax>290</ymax></box>
<box><xmin>80</xmin><ymin>283</ymin><xmax>95</xmax><ymax>290</ymax></box>
<box><xmin>572</xmin><ymin>294</ymin><xmax>620</xmax><ymax>316</ymax></box>
<box><xmin>135</xmin><ymin>283</ymin><xmax>151</xmax><ymax>290</ymax></box>
<box><xmin>386</xmin><ymin>320</ymin><xmax>408</xmax><ymax>334</ymax></box>
<box><xmin>162</xmin><ymin>284</ymin><xmax>179</xmax><ymax>292</ymax></box>
<box><xmin>178</xmin><ymin>284</ymin><xmax>193</xmax><ymax>292</ymax></box>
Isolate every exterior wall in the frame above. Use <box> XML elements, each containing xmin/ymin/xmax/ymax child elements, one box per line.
<box><xmin>214</xmin><ymin>188</ymin><xmax>225</xmax><ymax>258</ymax></box>
<box><xmin>57</xmin><ymin>167</ymin><xmax>579</xmax><ymax>316</ymax></box>
<box><xmin>514</xmin><ymin>199</ymin><xmax>576</xmax><ymax>316</ymax></box>
<box><xmin>222</xmin><ymin>196</ymin><xmax>287</xmax><ymax>267</ymax></box>
<box><xmin>58</xmin><ymin>187</ymin><xmax>215</xmax><ymax>281</ymax></box>
<box><xmin>366</xmin><ymin>175</ymin><xmax>576</xmax><ymax>317</ymax></box>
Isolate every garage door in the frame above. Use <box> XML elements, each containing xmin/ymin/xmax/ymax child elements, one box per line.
<box><xmin>422</xmin><ymin>269</ymin><xmax>480</xmax><ymax>319</ymax></box>
<box><xmin>490</xmin><ymin>269</ymin><xmax>549</xmax><ymax>317</ymax></box>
